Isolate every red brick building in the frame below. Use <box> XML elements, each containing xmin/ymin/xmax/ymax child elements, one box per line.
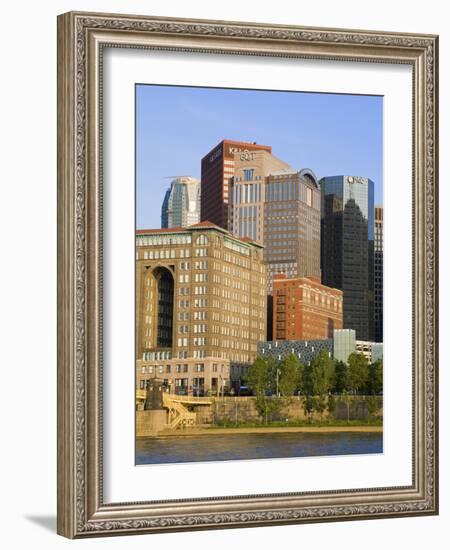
<box><xmin>200</xmin><ymin>139</ymin><xmax>272</xmax><ymax>230</ymax></box>
<box><xmin>273</xmin><ymin>274</ymin><xmax>343</xmax><ymax>340</ymax></box>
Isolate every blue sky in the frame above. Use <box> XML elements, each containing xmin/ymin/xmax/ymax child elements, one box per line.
<box><xmin>136</xmin><ymin>85</ymin><xmax>383</xmax><ymax>229</ymax></box>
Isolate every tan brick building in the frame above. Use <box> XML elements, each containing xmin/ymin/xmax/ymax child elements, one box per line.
<box><xmin>273</xmin><ymin>274</ymin><xmax>343</xmax><ymax>341</ymax></box>
<box><xmin>136</xmin><ymin>222</ymin><xmax>266</xmax><ymax>396</ymax></box>
<box><xmin>229</xmin><ymin>149</ymin><xmax>291</xmax><ymax>244</ymax></box>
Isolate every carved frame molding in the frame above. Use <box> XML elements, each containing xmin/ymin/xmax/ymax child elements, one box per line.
<box><xmin>57</xmin><ymin>11</ymin><xmax>438</xmax><ymax>538</ymax></box>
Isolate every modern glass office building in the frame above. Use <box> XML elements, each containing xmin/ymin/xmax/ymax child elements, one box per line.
<box><xmin>161</xmin><ymin>176</ymin><xmax>201</xmax><ymax>229</ymax></box>
<box><xmin>320</xmin><ymin>175</ymin><xmax>375</xmax><ymax>341</ymax></box>
<box><xmin>333</xmin><ymin>329</ymin><xmax>356</xmax><ymax>364</ymax></box>
<box><xmin>374</xmin><ymin>206</ymin><xmax>384</xmax><ymax>342</ymax></box>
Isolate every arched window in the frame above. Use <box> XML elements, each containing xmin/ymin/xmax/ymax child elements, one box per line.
<box><xmin>152</xmin><ymin>267</ymin><xmax>174</xmax><ymax>348</ymax></box>
<box><xmin>195</xmin><ymin>234</ymin><xmax>209</xmax><ymax>245</ymax></box>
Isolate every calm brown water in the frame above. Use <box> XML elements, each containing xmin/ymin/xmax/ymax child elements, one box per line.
<box><xmin>136</xmin><ymin>431</ymin><xmax>382</xmax><ymax>465</ymax></box>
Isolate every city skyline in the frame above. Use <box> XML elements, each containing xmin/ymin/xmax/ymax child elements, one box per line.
<box><xmin>136</xmin><ymin>84</ymin><xmax>383</xmax><ymax>229</ymax></box>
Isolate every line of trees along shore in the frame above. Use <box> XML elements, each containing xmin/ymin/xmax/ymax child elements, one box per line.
<box><xmin>245</xmin><ymin>351</ymin><xmax>383</xmax><ymax>423</ymax></box>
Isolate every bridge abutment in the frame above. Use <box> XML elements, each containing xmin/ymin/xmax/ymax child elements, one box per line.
<box><xmin>136</xmin><ymin>410</ymin><xmax>168</xmax><ymax>437</ymax></box>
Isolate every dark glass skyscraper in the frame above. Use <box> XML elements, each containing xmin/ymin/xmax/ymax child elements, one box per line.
<box><xmin>374</xmin><ymin>206</ymin><xmax>383</xmax><ymax>342</ymax></box>
<box><xmin>320</xmin><ymin>175</ymin><xmax>375</xmax><ymax>341</ymax></box>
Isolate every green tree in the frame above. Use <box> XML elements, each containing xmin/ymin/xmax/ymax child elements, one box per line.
<box><xmin>366</xmin><ymin>396</ymin><xmax>380</xmax><ymax>423</ymax></box>
<box><xmin>341</xmin><ymin>389</ymin><xmax>352</xmax><ymax>423</ymax></box>
<box><xmin>334</xmin><ymin>360</ymin><xmax>349</xmax><ymax>393</ymax></box>
<box><xmin>245</xmin><ymin>356</ymin><xmax>270</xmax><ymax>398</ymax></box>
<box><xmin>246</xmin><ymin>356</ymin><xmax>283</xmax><ymax>424</ymax></box>
<box><xmin>327</xmin><ymin>394</ymin><xmax>337</xmax><ymax>422</ymax></box>
<box><xmin>304</xmin><ymin>350</ymin><xmax>335</xmax><ymax>420</ymax></box>
<box><xmin>314</xmin><ymin>396</ymin><xmax>327</xmax><ymax>420</ymax></box>
<box><xmin>347</xmin><ymin>353</ymin><xmax>369</xmax><ymax>394</ymax></box>
<box><xmin>368</xmin><ymin>359</ymin><xmax>383</xmax><ymax>395</ymax></box>
<box><xmin>303</xmin><ymin>396</ymin><xmax>315</xmax><ymax>423</ymax></box>
<box><xmin>278</xmin><ymin>354</ymin><xmax>303</xmax><ymax>397</ymax></box>
<box><xmin>310</xmin><ymin>350</ymin><xmax>335</xmax><ymax>398</ymax></box>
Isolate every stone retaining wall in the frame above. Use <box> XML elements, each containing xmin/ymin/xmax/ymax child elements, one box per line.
<box><xmin>194</xmin><ymin>396</ymin><xmax>383</xmax><ymax>425</ymax></box>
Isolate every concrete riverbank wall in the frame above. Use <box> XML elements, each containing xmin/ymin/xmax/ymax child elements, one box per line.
<box><xmin>136</xmin><ymin>396</ymin><xmax>383</xmax><ymax>437</ymax></box>
<box><xmin>195</xmin><ymin>396</ymin><xmax>383</xmax><ymax>425</ymax></box>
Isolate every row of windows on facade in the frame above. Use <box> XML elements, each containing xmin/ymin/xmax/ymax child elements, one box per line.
<box><xmin>173</xmin><ymin>337</ymin><xmax>255</xmax><ymax>350</ymax></box>
<box><xmin>137</xmin><ymin>234</ymin><xmax>192</xmax><ymax>246</ymax></box>
<box><xmin>137</xmin><ymin>233</ymin><xmax>209</xmax><ymax>246</ymax></box>
<box><xmin>276</xmin><ymin>291</ymin><xmax>343</xmax><ymax>307</ymax></box>
<box><xmin>266</xmin><ymin>227</ymin><xmax>320</xmax><ymax>237</ymax></box>
<box><xmin>265</xmin><ymin>212</ymin><xmax>320</xmax><ymax>224</ymax></box>
<box><xmin>137</xmin><ymin>248</ymin><xmax>194</xmax><ymax>260</ymax></box>
<box><xmin>140</xmin><ymin>363</ymin><xmax>225</xmax><ymax>375</ymax></box>
<box><xmin>176</xmin><ymin>273</ymin><xmax>257</xmax><ymax>289</ymax></box>
<box><xmin>139</xmin><ymin>376</ymin><xmax>227</xmax><ymax>393</ymax></box>
<box><xmin>165</xmin><ymin>262</ymin><xmax>259</xmax><ymax>282</ymax></box>
<box><xmin>232</xmin><ymin>181</ymin><xmax>263</xmax><ymax>204</ymax></box>
<box><xmin>138</xmin><ymin>245</ymin><xmax>257</xmax><ymax>264</ymax></box>
<box><xmin>175</xmin><ymin>285</ymin><xmax>264</xmax><ymax>303</ymax></box>
<box><xmin>179</xmin><ymin>261</ymin><xmax>208</xmax><ymax>270</ymax></box>
<box><xmin>189</xmin><ymin>310</ymin><xmax>262</xmax><ymax>325</ymax></box>
<box><xmin>178</xmin><ymin>311</ymin><xmax>207</xmax><ymax>320</ymax></box>
<box><xmin>231</xmin><ymin>179</ymin><xmax>316</xmax><ymax>205</ymax></box>
<box><xmin>235</xmin><ymin>216</ymin><xmax>260</xmax><ymax>242</ymax></box>
<box><xmin>176</xmin><ymin>324</ymin><xmax>256</xmax><ymax>337</ymax></box>
<box><xmin>142</xmin><ymin>350</ymin><xmax>252</xmax><ymax>362</ymax></box>
<box><xmin>174</xmin><ymin>299</ymin><xmax>264</xmax><ymax>318</ymax></box>
<box><xmin>144</xmin><ymin>306</ymin><xmax>265</xmax><ymax>326</ymax></box>
<box><xmin>175</xmin><ymin>311</ymin><xmax>263</xmax><ymax>324</ymax></box>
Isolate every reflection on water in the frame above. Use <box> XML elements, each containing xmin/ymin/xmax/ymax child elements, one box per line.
<box><xmin>136</xmin><ymin>431</ymin><xmax>382</xmax><ymax>465</ymax></box>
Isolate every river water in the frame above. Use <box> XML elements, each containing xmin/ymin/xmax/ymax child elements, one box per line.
<box><xmin>136</xmin><ymin>431</ymin><xmax>382</xmax><ymax>465</ymax></box>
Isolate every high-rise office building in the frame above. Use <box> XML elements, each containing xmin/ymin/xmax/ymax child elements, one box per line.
<box><xmin>374</xmin><ymin>206</ymin><xmax>383</xmax><ymax>342</ymax></box>
<box><xmin>333</xmin><ymin>329</ymin><xmax>356</xmax><ymax>364</ymax></box>
<box><xmin>272</xmin><ymin>274</ymin><xmax>343</xmax><ymax>341</ymax></box>
<box><xmin>230</xmin><ymin>161</ymin><xmax>322</xmax><ymax>338</ymax></box>
<box><xmin>229</xmin><ymin>149</ymin><xmax>291</xmax><ymax>244</ymax></box>
<box><xmin>135</xmin><ymin>222</ymin><xmax>266</xmax><ymax>396</ymax></box>
<box><xmin>161</xmin><ymin>176</ymin><xmax>200</xmax><ymax>228</ymax></box>
<box><xmin>200</xmin><ymin>140</ymin><xmax>271</xmax><ymax>230</ymax></box>
<box><xmin>264</xmin><ymin>169</ymin><xmax>321</xmax><ymax>293</ymax></box>
<box><xmin>320</xmin><ymin>175</ymin><xmax>375</xmax><ymax>341</ymax></box>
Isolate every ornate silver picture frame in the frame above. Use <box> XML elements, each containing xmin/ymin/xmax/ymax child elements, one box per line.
<box><xmin>57</xmin><ymin>11</ymin><xmax>438</xmax><ymax>538</ymax></box>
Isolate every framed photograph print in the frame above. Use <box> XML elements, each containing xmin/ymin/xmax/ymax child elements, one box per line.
<box><xmin>57</xmin><ymin>11</ymin><xmax>439</xmax><ymax>538</ymax></box>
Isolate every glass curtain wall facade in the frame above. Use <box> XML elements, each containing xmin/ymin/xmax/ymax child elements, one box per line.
<box><xmin>374</xmin><ymin>206</ymin><xmax>384</xmax><ymax>342</ymax></box>
<box><xmin>320</xmin><ymin>175</ymin><xmax>375</xmax><ymax>341</ymax></box>
<box><xmin>161</xmin><ymin>176</ymin><xmax>200</xmax><ymax>228</ymax></box>
<box><xmin>333</xmin><ymin>329</ymin><xmax>356</xmax><ymax>364</ymax></box>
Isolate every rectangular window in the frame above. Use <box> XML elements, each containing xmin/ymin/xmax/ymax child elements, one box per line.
<box><xmin>244</xmin><ymin>168</ymin><xmax>254</xmax><ymax>181</ymax></box>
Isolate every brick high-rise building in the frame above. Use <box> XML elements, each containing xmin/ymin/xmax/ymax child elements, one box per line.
<box><xmin>135</xmin><ymin>222</ymin><xmax>266</xmax><ymax>396</ymax></box>
<box><xmin>374</xmin><ymin>205</ymin><xmax>383</xmax><ymax>342</ymax></box>
<box><xmin>200</xmin><ymin>140</ymin><xmax>271</xmax><ymax>230</ymax></box>
<box><xmin>320</xmin><ymin>175</ymin><xmax>375</xmax><ymax>341</ymax></box>
<box><xmin>272</xmin><ymin>274</ymin><xmax>343</xmax><ymax>341</ymax></box>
